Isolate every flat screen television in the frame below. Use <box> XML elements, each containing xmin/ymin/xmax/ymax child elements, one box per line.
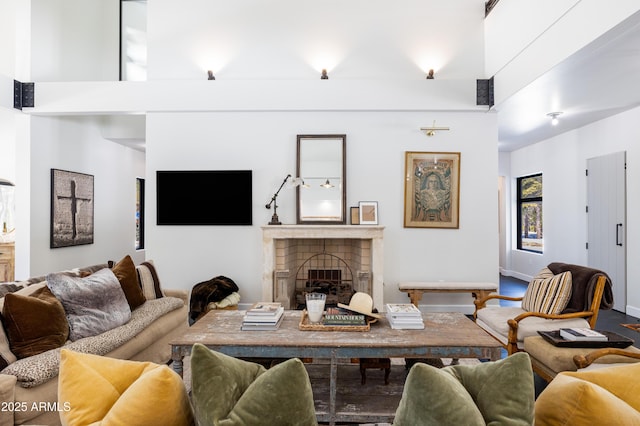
<box><xmin>156</xmin><ymin>170</ymin><xmax>252</xmax><ymax>225</ymax></box>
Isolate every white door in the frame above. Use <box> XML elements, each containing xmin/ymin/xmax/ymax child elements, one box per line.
<box><xmin>587</xmin><ymin>151</ymin><xmax>626</xmax><ymax>312</ymax></box>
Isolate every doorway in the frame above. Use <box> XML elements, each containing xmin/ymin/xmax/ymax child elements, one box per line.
<box><xmin>586</xmin><ymin>151</ymin><xmax>626</xmax><ymax>312</ymax></box>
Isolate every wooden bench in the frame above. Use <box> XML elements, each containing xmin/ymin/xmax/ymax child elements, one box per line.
<box><xmin>398</xmin><ymin>281</ymin><xmax>498</xmax><ymax>306</ymax></box>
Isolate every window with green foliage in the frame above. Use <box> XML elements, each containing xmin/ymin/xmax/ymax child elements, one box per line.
<box><xmin>517</xmin><ymin>173</ymin><xmax>543</xmax><ymax>253</ymax></box>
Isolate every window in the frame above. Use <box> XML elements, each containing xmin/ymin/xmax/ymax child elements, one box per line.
<box><xmin>120</xmin><ymin>0</ymin><xmax>147</xmax><ymax>81</ymax></box>
<box><xmin>517</xmin><ymin>173</ymin><xmax>543</xmax><ymax>253</ymax></box>
<box><xmin>136</xmin><ymin>178</ymin><xmax>145</xmax><ymax>250</ymax></box>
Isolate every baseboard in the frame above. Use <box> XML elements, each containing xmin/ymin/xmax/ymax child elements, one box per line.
<box><xmin>500</xmin><ymin>269</ymin><xmax>532</xmax><ymax>283</ymax></box>
<box><xmin>625</xmin><ymin>305</ymin><xmax>640</xmax><ymax>320</ymax></box>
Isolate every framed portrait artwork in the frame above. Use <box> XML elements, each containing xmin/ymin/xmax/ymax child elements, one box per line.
<box><xmin>51</xmin><ymin>169</ymin><xmax>94</xmax><ymax>248</ymax></box>
<box><xmin>404</xmin><ymin>152</ymin><xmax>460</xmax><ymax>229</ymax></box>
<box><xmin>358</xmin><ymin>201</ymin><xmax>378</xmax><ymax>225</ymax></box>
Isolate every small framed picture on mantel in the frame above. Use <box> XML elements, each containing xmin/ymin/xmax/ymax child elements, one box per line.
<box><xmin>358</xmin><ymin>201</ymin><xmax>378</xmax><ymax>225</ymax></box>
<box><xmin>350</xmin><ymin>207</ymin><xmax>360</xmax><ymax>225</ymax></box>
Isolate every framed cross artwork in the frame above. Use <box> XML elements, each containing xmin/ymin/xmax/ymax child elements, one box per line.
<box><xmin>50</xmin><ymin>169</ymin><xmax>94</xmax><ymax>248</ymax></box>
<box><xmin>404</xmin><ymin>151</ymin><xmax>460</xmax><ymax>229</ymax></box>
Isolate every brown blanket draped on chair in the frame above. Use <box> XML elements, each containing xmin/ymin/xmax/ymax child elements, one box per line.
<box><xmin>189</xmin><ymin>276</ymin><xmax>239</xmax><ymax>324</ymax></box>
<box><xmin>548</xmin><ymin>262</ymin><xmax>614</xmax><ymax>313</ymax></box>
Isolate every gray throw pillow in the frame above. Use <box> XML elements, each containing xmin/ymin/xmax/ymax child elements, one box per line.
<box><xmin>46</xmin><ymin>268</ymin><xmax>131</xmax><ymax>341</ymax></box>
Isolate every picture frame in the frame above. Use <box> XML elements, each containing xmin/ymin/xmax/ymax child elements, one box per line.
<box><xmin>358</xmin><ymin>201</ymin><xmax>378</xmax><ymax>225</ymax></box>
<box><xmin>350</xmin><ymin>206</ymin><xmax>360</xmax><ymax>225</ymax></box>
<box><xmin>51</xmin><ymin>168</ymin><xmax>94</xmax><ymax>248</ymax></box>
<box><xmin>404</xmin><ymin>151</ymin><xmax>460</xmax><ymax>229</ymax></box>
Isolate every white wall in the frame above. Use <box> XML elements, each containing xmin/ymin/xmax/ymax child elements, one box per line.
<box><xmin>148</xmin><ymin>0</ymin><xmax>485</xmax><ymax>81</ymax></box>
<box><xmin>31</xmin><ymin>0</ymin><xmax>119</xmax><ymax>81</ymax></box>
<box><xmin>506</xmin><ymin>106</ymin><xmax>640</xmax><ymax>314</ymax></box>
<box><xmin>146</xmin><ymin>110</ymin><xmax>499</xmax><ymax>310</ymax></box>
<box><xmin>25</xmin><ymin>115</ymin><xmax>145</xmax><ymax>279</ymax></box>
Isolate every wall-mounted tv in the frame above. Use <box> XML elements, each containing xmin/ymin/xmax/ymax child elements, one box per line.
<box><xmin>156</xmin><ymin>170</ymin><xmax>252</xmax><ymax>225</ymax></box>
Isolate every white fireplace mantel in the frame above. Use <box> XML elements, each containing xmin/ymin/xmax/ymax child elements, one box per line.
<box><xmin>261</xmin><ymin>225</ymin><xmax>385</xmax><ymax>309</ymax></box>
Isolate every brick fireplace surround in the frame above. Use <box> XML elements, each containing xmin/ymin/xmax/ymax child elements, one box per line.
<box><xmin>261</xmin><ymin>225</ymin><xmax>385</xmax><ymax>310</ymax></box>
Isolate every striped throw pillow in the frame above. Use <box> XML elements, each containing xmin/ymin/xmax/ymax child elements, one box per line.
<box><xmin>521</xmin><ymin>268</ymin><xmax>572</xmax><ymax>314</ymax></box>
<box><xmin>136</xmin><ymin>260</ymin><xmax>164</xmax><ymax>300</ymax></box>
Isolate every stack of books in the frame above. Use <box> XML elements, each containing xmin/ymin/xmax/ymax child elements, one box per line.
<box><xmin>241</xmin><ymin>302</ymin><xmax>284</xmax><ymax>331</ymax></box>
<box><xmin>323</xmin><ymin>307</ymin><xmax>366</xmax><ymax>326</ymax></box>
<box><xmin>385</xmin><ymin>303</ymin><xmax>424</xmax><ymax>329</ymax></box>
<box><xmin>559</xmin><ymin>327</ymin><xmax>608</xmax><ymax>342</ymax></box>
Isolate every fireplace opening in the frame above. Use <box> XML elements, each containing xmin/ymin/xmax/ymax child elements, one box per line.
<box><xmin>295</xmin><ymin>253</ymin><xmax>354</xmax><ymax>308</ymax></box>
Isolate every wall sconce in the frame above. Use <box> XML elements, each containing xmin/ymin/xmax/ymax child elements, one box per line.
<box><xmin>547</xmin><ymin>112</ymin><xmax>562</xmax><ymax>126</ymax></box>
<box><xmin>420</xmin><ymin>120</ymin><xmax>450</xmax><ymax>136</ymax></box>
<box><xmin>207</xmin><ymin>70</ymin><xmax>215</xmax><ymax>80</ymax></box>
<box><xmin>426</xmin><ymin>69</ymin><xmax>435</xmax><ymax>79</ymax></box>
<box><xmin>321</xmin><ymin>69</ymin><xmax>329</xmax><ymax>80</ymax></box>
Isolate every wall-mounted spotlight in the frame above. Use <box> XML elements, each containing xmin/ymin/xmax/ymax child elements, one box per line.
<box><xmin>547</xmin><ymin>111</ymin><xmax>562</xmax><ymax>126</ymax></box>
<box><xmin>207</xmin><ymin>70</ymin><xmax>215</xmax><ymax>80</ymax></box>
<box><xmin>321</xmin><ymin>69</ymin><xmax>329</xmax><ymax>80</ymax></box>
<box><xmin>426</xmin><ymin>69</ymin><xmax>435</xmax><ymax>79</ymax></box>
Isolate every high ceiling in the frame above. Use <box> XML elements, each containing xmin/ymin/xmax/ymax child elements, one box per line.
<box><xmin>495</xmin><ymin>9</ymin><xmax>640</xmax><ymax>152</ymax></box>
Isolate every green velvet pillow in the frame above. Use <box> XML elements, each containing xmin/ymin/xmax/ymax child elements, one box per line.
<box><xmin>393</xmin><ymin>352</ymin><xmax>534</xmax><ymax>426</ymax></box>
<box><xmin>190</xmin><ymin>343</ymin><xmax>318</xmax><ymax>426</ymax></box>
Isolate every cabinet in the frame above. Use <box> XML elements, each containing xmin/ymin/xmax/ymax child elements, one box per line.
<box><xmin>0</xmin><ymin>243</ymin><xmax>15</xmax><ymax>282</ymax></box>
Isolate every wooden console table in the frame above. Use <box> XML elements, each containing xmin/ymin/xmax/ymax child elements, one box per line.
<box><xmin>171</xmin><ymin>310</ymin><xmax>500</xmax><ymax>425</ymax></box>
<box><xmin>0</xmin><ymin>242</ymin><xmax>15</xmax><ymax>282</ymax></box>
<box><xmin>398</xmin><ymin>281</ymin><xmax>498</xmax><ymax>306</ymax></box>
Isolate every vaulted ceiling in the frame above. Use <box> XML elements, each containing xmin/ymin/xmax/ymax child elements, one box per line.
<box><xmin>495</xmin><ymin>9</ymin><xmax>640</xmax><ymax>151</ymax></box>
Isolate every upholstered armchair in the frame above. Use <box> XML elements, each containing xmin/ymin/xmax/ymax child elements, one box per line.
<box><xmin>474</xmin><ymin>262</ymin><xmax>613</xmax><ymax>355</ymax></box>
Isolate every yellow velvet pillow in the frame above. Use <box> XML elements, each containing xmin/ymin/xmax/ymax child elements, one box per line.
<box><xmin>535</xmin><ymin>363</ymin><xmax>640</xmax><ymax>426</ymax></box>
<box><xmin>58</xmin><ymin>349</ymin><xmax>194</xmax><ymax>426</ymax></box>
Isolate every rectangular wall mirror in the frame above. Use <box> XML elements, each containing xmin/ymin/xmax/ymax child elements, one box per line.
<box><xmin>296</xmin><ymin>135</ymin><xmax>346</xmax><ymax>224</ymax></box>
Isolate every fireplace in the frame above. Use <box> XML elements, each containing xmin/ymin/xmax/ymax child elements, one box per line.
<box><xmin>262</xmin><ymin>225</ymin><xmax>384</xmax><ymax>310</ymax></box>
<box><xmin>294</xmin><ymin>252</ymin><xmax>354</xmax><ymax>307</ymax></box>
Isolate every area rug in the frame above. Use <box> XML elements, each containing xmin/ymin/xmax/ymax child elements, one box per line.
<box><xmin>621</xmin><ymin>323</ymin><xmax>640</xmax><ymax>332</ymax></box>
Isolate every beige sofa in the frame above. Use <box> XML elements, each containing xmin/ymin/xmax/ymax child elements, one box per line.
<box><xmin>0</xmin><ymin>262</ymin><xmax>189</xmax><ymax>426</ymax></box>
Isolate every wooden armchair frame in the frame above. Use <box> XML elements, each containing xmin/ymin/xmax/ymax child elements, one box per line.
<box><xmin>574</xmin><ymin>347</ymin><xmax>640</xmax><ymax>369</ymax></box>
<box><xmin>474</xmin><ymin>275</ymin><xmax>607</xmax><ymax>355</ymax></box>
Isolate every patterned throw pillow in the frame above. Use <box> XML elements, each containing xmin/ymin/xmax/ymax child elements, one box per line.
<box><xmin>136</xmin><ymin>260</ymin><xmax>164</xmax><ymax>300</ymax></box>
<box><xmin>521</xmin><ymin>268</ymin><xmax>572</xmax><ymax>314</ymax></box>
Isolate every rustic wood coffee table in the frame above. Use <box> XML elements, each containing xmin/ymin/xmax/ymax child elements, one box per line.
<box><xmin>171</xmin><ymin>310</ymin><xmax>500</xmax><ymax>425</ymax></box>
